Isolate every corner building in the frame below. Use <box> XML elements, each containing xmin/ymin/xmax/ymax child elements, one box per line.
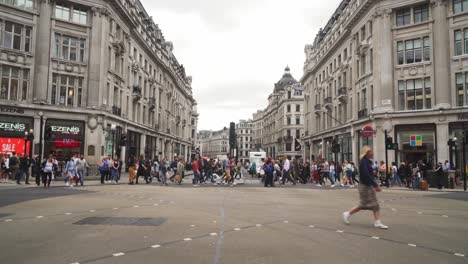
<box><xmin>303</xmin><ymin>0</ymin><xmax>467</xmax><ymax>168</ymax></box>
<box><xmin>0</xmin><ymin>0</ymin><xmax>198</xmax><ymax>165</ymax></box>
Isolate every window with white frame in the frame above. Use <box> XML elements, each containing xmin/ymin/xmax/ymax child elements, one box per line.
<box><xmin>396</xmin><ymin>8</ymin><xmax>411</xmax><ymax>26</ymax></box>
<box><xmin>397</xmin><ymin>37</ymin><xmax>430</xmax><ymax>65</ymax></box>
<box><xmin>396</xmin><ymin>5</ymin><xmax>429</xmax><ymax>26</ymax></box>
<box><xmin>0</xmin><ymin>0</ymin><xmax>33</xmax><ymax>9</ymax></box>
<box><xmin>0</xmin><ymin>20</ymin><xmax>32</xmax><ymax>52</ymax></box>
<box><xmin>54</xmin><ymin>33</ymin><xmax>86</xmax><ymax>62</ymax></box>
<box><xmin>51</xmin><ymin>74</ymin><xmax>83</xmax><ymax>107</ymax></box>
<box><xmin>398</xmin><ymin>78</ymin><xmax>431</xmax><ymax>110</ymax></box>
<box><xmin>454</xmin><ymin>0</ymin><xmax>468</xmax><ymax>14</ymax></box>
<box><xmin>0</xmin><ymin>65</ymin><xmax>29</xmax><ymax>101</ymax></box>
<box><xmin>55</xmin><ymin>2</ymin><xmax>88</xmax><ymax>25</ymax></box>
<box><xmin>455</xmin><ymin>72</ymin><xmax>468</xmax><ymax>106</ymax></box>
<box><xmin>413</xmin><ymin>4</ymin><xmax>429</xmax><ymax>23</ymax></box>
<box><xmin>454</xmin><ymin>28</ymin><xmax>468</xmax><ymax>56</ymax></box>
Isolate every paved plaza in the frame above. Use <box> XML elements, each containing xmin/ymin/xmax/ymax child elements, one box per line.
<box><xmin>0</xmin><ymin>182</ymin><xmax>467</xmax><ymax>264</ymax></box>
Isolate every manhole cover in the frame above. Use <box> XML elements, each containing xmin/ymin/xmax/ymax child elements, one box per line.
<box><xmin>74</xmin><ymin>217</ymin><xmax>166</xmax><ymax>226</ymax></box>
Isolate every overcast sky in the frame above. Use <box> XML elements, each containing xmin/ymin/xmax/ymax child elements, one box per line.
<box><xmin>141</xmin><ymin>0</ymin><xmax>342</xmax><ymax>131</ymax></box>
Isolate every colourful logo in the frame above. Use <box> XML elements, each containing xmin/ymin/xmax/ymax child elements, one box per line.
<box><xmin>410</xmin><ymin>135</ymin><xmax>422</xmax><ymax>147</ymax></box>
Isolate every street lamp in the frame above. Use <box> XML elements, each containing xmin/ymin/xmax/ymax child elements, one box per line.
<box><xmin>111</xmin><ymin>124</ymin><xmax>117</xmax><ymax>158</ymax></box>
<box><xmin>24</xmin><ymin>131</ymin><xmax>28</xmax><ymax>157</ymax></box>
<box><xmin>38</xmin><ymin>111</ymin><xmax>44</xmax><ymax>161</ymax></box>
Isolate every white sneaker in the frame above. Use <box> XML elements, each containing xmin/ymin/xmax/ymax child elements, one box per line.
<box><xmin>343</xmin><ymin>212</ymin><xmax>350</xmax><ymax>224</ymax></box>
<box><xmin>331</xmin><ymin>185</ymin><xmax>335</xmax><ymax>188</ymax></box>
<box><xmin>374</xmin><ymin>221</ymin><xmax>388</xmax><ymax>229</ymax></box>
<box><xmin>193</xmin><ymin>185</ymin><xmax>200</xmax><ymax>187</ymax></box>
<box><xmin>349</xmin><ymin>185</ymin><xmax>354</xmax><ymax>188</ymax></box>
<box><xmin>316</xmin><ymin>184</ymin><xmax>321</xmax><ymax>187</ymax></box>
<box><xmin>65</xmin><ymin>182</ymin><xmax>70</xmax><ymax>187</ymax></box>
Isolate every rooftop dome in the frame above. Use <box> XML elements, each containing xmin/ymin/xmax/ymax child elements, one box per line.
<box><xmin>273</xmin><ymin>65</ymin><xmax>298</xmax><ymax>93</ymax></box>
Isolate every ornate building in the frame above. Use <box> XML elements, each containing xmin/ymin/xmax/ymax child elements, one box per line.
<box><xmin>302</xmin><ymin>0</ymin><xmax>467</xmax><ymax>168</ymax></box>
<box><xmin>197</xmin><ymin>128</ymin><xmax>229</xmax><ymax>158</ymax></box>
<box><xmin>235</xmin><ymin>119</ymin><xmax>253</xmax><ymax>161</ymax></box>
<box><xmin>252</xmin><ymin>66</ymin><xmax>305</xmax><ymax>159</ymax></box>
<box><xmin>0</xmin><ymin>0</ymin><xmax>198</xmax><ymax>165</ymax></box>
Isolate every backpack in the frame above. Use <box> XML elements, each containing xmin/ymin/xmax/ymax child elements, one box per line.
<box><xmin>9</xmin><ymin>156</ymin><xmax>18</xmax><ymax>166</ymax></box>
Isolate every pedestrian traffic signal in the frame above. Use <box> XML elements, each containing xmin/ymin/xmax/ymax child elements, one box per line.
<box><xmin>386</xmin><ymin>136</ymin><xmax>394</xmax><ymax>150</ymax></box>
<box><xmin>120</xmin><ymin>134</ymin><xmax>127</xmax><ymax>146</ymax></box>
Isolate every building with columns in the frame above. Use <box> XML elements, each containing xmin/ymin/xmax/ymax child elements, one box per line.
<box><xmin>235</xmin><ymin>119</ymin><xmax>253</xmax><ymax>161</ymax></box>
<box><xmin>302</xmin><ymin>0</ymin><xmax>467</xmax><ymax>168</ymax></box>
<box><xmin>252</xmin><ymin>66</ymin><xmax>305</xmax><ymax>159</ymax></box>
<box><xmin>0</xmin><ymin>0</ymin><xmax>198</xmax><ymax>165</ymax></box>
<box><xmin>197</xmin><ymin>128</ymin><xmax>229</xmax><ymax>159</ymax></box>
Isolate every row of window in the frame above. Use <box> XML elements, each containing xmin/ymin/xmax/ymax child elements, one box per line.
<box><xmin>0</xmin><ymin>65</ymin><xmax>28</xmax><ymax>101</ymax></box>
<box><xmin>396</xmin><ymin>4</ymin><xmax>429</xmax><ymax>27</ymax></box>
<box><xmin>397</xmin><ymin>37</ymin><xmax>430</xmax><ymax>65</ymax></box>
<box><xmin>0</xmin><ymin>0</ymin><xmax>33</xmax><ymax>9</ymax></box>
<box><xmin>398</xmin><ymin>78</ymin><xmax>432</xmax><ymax>111</ymax></box>
<box><xmin>455</xmin><ymin>72</ymin><xmax>468</xmax><ymax>106</ymax></box>
<box><xmin>286</xmin><ymin>104</ymin><xmax>301</xmax><ymax>113</ymax></box>
<box><xmin>51</xmin><ymin>74</ymin><xmax>83</xmax><ymax>107</ymax></box>
<box><xmin>55</xmin><ymin>2</ymin><xmax>88</xmax><ymax>25</ymax></box>
<box><xmin>54</xmin><ymin>33</ymin><xmax>85</xmax><ymax>62</ymax></box>
<box><xmin>286</xmin><ymin>116</ymin><xmax>301</xmax><ymax>125</ymax></box>
<box><xmin>0</xmin><ymin>20</ymin><xmax>32</xmax><ymax>52</ymax></box>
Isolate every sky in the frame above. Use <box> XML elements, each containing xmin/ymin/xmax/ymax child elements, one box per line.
<box><xmin>141</xmin><ymin>0</ymin><xmax>342</xmax><ymax>131</ymax></box>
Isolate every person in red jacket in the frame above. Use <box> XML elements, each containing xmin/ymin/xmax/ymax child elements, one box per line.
<box><xmin>192</xmin><ymin>157</ymin><xmax>200</xmax><ymax>187</ymax></box>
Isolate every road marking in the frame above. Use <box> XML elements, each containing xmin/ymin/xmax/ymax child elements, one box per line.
<box><xmin>234</xmin><ymin>228</ymin><xmax>241</xmax><ymax>231</ymax></box>
<box><xmin>417</xmin><ymin>212</ymin><xmax>423</xmax><ymax>215</ymax></box>
<box><xmin>283</xmin><ymin>221</ymin><xmax>289</xmax><ymax>223</ymax></box>
<box><xmin>112</xmin><ymin>208</ymin><xmax>119</xmax><ymax>210</ymax></box>
<box><xmin>36</xmin><ymin>216</ymin><xmax>44</xmax><ymax>219</ymax></box>
<box><xmin>89</xmin><ymin>210</ymin><xmax>96</xmax><ymax>212</ymax></box>
<box><xmin>309</xmin><ymin>225</ymin><xmax>315</xmax><ymax>228</ymax></box>
<box><xmin>372</xmin><ymin>236</ymin><xmax>380</xmax><ymax>240</ymax></box>
<box><xmin>65</xmin><ymin>213</ymin><xmax>72</xmax><ymax>215</ymax></box>
<box><xmin>454</xmin><ymin>253</ymin><xmax>465</xmax><ymax>257</ymax></box>
<box><xmin>391</xmin><ymin>208</ymin><xmax>396</xmax><ymax>211</ymax></box>
<box><xmin>441</xmin><ymin>215</ymin><xmax>449</xmax><ymax>218</ymax></box>
<box><xmin>183</xmin><ymin>238</ymin><xmax>192</xmax><ymax>241</ymax></box>
<box><xmin>5</xmin><ymin>219</ymin><xmax>13</xmax><ymax>222</ymax></box>
<box><xmin>153</xmin><ymin>204</ymin><xmax>159</xmax><ymax>206</ymax></box>
<box><xmin>70</xmin><ymin>262</ymin><xmax>80</xmax><ymax>264</ymax></box>
<box><xmin>210</xmin><ymin>233</ymin><xmax>218</xmax><ymax>236</ymax></box>
<box><xmin>112</xmin><ymin>252</ymin><xmax>125</xmax><ymax>257</ymax></box>
<box><xmin>190</xmin><ymin>225</ymin><xmax>196</xmax><ymax>227</ymax></box>
<box><xmin>151</xmin><ymin>245</ymin><xmax>161</xmax><ymax>248</ymax></box>
<box><xmin>408</xmin><ymin>244</ymin><xmax>417</xmax><ymax>247</ymax></box>
<box><xmin>256</xmin><ymin>224</ymin><xmax>262</xmax><ymax>227</ymax></box>
<box><xmin>213</xmin><ymin>220</ymin><xmax>217</xmax><ymax>223</ymax></box>
<box><xmin>336</xmin><ymin>230</ymin><xmax>344</xmax><ymax>233</ymax></box>
<box><xmin>133</xmin><ymin>205</ymin><xmax>140</xmax><ymax>208</ymax></box>
<box><xmin>170</xmin><ymin>201</ymin><xmax>175</xmax><ymax>204</ymax></box>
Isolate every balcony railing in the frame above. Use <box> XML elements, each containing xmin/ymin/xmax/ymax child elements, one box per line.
<box><xmin>337</xmin><ymin>87</ymin><xmax>348</xmax><ymax>102</ymax></box>
<box><xmin>112</xmin><ymin>106</ymin><xmax>121</xmax><ymax>116</ymax></box>
<box><xmin>132</xmin><ymin>85</ymin><xmax>142</xmax><ymax>100</ymax></box>
<box><xmin>149</xmin><ymin>98</ymin><xmax>156</xmax><ymax>109</ymax></box>
<box><xmin>324</xmin><ymin>96</ymin><xmax>333</xmax><ymax>106</ymax></box>
<box><xmin>358</xmin><ymin>108</ymin><xmax>368</xmax><ymax>119</ymax></box>
<box><xmin>167</xmin><ymin>128</ymin><xmax>171</xmax><ymax>134</ymax></box>
<box><xmin>314</xmin><ymin>104</ymin><xmax>322</xmax><ymax>111</ymax></box>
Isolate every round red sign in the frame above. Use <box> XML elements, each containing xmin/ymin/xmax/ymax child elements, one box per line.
<box><xmin>361</xmin><ymin>126</ymin><xmax>375</xmax><ymax>138</ymax></box>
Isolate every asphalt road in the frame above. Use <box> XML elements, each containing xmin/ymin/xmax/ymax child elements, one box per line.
<box><xmin>0</xmin><ymin>180</ymin><xmax>467</xmax><ymax>264</ymax></box>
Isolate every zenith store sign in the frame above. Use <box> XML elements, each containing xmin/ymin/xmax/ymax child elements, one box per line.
<box><xmin>51</xmin><ymin>126</ymin><xmax>80</xmax><ymax>135</ymax></box>
<box><xmin>0</xmin><ymin>122</ymin><xmax>26</xmax><ymax>132</ymax></box>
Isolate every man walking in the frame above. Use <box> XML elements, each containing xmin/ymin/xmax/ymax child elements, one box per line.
<box><xmin>9</xmin><ymin>152</ymin><xmax>20</xmax><ymax>184</ymax></box>
<box><xmin>192</xmin><ymin>157</ymin><xmax>200</xmax><ymax>187</ymax></box>
<box><xmin>281</xmin><ymin>156</ymin><xmax>294</xmax><ymax>185</ymax></box>
<box><xmin>19</xmin><ymin>154</ymin><xmax>31</xmax><ymax>184</ymax></box>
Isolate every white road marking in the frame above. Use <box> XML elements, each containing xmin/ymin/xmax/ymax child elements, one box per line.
<box><xmin>112</xmin><ymin>208</ymin><xmax>119</xmax><ymax>210</ymax></box>
<box><xmin>170</xmin><ymin>201</ymin><xmax>175</xmax><ymax>204</ymax></box>
<box><xmin>112</xmin><ymin>252</ymin><xmax>125</xmax><ymax>257</ymax></box>
<box><xmin>336</xmin><ymin>230</ymin><xmax>344</xmax><ymax>233</ymax></box>
<box><xmin>65</xmin><ymin>213</ymin><xmax>72</xmax><ymax>215</ymax></box>
<box><xmin>183</xmin><ymin>238</ymin><xmax>192</xmax><ymax>241</ymax></box>
<box><xmin>213</xmin><ymin>220</ymin><xmax>217</xmax><ymax>223</ymax></box>
<box><xmin>441</xmin><ymin>215</ymin><xmax>449</xmax><ymax>218</ymax></box>
<box><xmin>36</xmin><ymin>216</ymin><xmax>44</xmax><ymax>219</ymax></box>
<box><xmin>234</xmin><ymin>228</ymin><xmax>241</xmax><ymax>231</ymax></box>
<box><xmin>283</xmin><ymin>221</ymin><xmax>289</xmax><ymax>223</ymax></box>
<box><xmin>151</xmin><ymin>245</ymin><xmax>161</xmax><ymax>248</ymax></box>
<box><xmin>308</xmin><ymin>225</ymin><xmax>315</xmax><ymax>228</ymax></box>
<box><xmin>256</xmin><ymin>224</ymin><xmax>262</xmax><ymax>227</ymax></box>
<box><xmin>210</xmin><ymin>233</ymin><xmax>218</xmax><ymax>236</ymax></box>
<box><xmin>89</xmin><ymin>210</ymin><xmax>96</xmax><ymax>212</ymax></box>
<box><xmin>5</xmin><ymin>219</ymin><xmax>13</xmax><ymax>222</ymax></box>
<box><xmin>70</xmin><ymin>262</ymin><xmax>80</xmax><ymax>264</ymax></box>
<box><xmin>408</xmin><ymin>244</ymin><xmax>417</xmax><ymax>247</ymax></box>
<box><xmin>153</xmin><ymin>204</ymin><xmax>159</xmax><ymax>206</ymax></box>
<box><xmin>372</xmin><ymin>236</ymin><xmax>380</xmax><ymax>240</ymax></box>
<box><xmin>391</xmin><ymin>208</ymin><xmax>396</xmax><ymax>211</ymax></box>
<box><xmin>454</xmin><ymin>253</ymin><xmax>465</xmax><ymax>257</ymax></box>
<box><xmin>133</xmin><ymin>205</ymin><xmax>140</xmax><ymax>208</ymax></box>
<box><xmin>417</xmin><ymin>212</ymin><xmax>423</xmax><ymax>215</ymax></box>
<box><xmin>190</xmin><ymin>225</ymin><xmax>196</xmax><ymax>227</ymax></box>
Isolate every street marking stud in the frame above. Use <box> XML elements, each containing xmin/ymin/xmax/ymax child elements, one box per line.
<box><xmin>210</xmin><ymin>233</ymin><xmax>218</xmax><ymax>236</ymax></box>
<box><xmin>70</xmin><ymin>262</ymin><xmax>80</xmax><ymax>264</ymax></box>
<box><xmin>283</xmin><ymin>221</ymin><xmax>289</xmax><ymax>223</ymax></box>
<box><xmin>36</xmin><ymin>216</ymin><xmax>44</xmax><ymax>219</ymax></box>
<box><xmin>442</xmin><ymin>215</ymin><xmax>449</xmax><ymax>218</ymax></box>
<box><xmin>336</xmin><ymin>230</ymin><xmax>344</xmax><ymax>233</ymax></box>
<box><xmin>417</xmin><ymin>212</ymin><xmax>422</xmax><ymax>215</ymax></box>
<box><xmin>151</xmin><ymin>245</ymin><xmax>161</xmax><ymax>248</ymax></box>
<box><xmin>391</xmin><ymin>208</ymin><xmax>396</xmax><ymax>211</ymax></box>
<box><xmin>408</xmin><ymin>244</ymin><xmax>417</xmax><ymax>247</ymax></box>
<box><xmin>153</xmin><ymin>204</ymin><xmax>159</xmax><ymax>206</ymax></box>
<box><xmin>112</xmin><ymin>208</ymin><xmax>119</xmax><ymax>210</ymax></box>
<box><xmin>184</xmin><ymin>238</ymin><xmax>192</xmax><ymax>241</ymax></box>
<box><xmin>372</xmin><ymin>236</ymin><xmax>380</xmax><ymax>240</ymax></box>
<box><xmin>65</xmin><ymin>213</ymin><xmax>72</xmax><ymax>215</ymax></box>
<box><xmin>256</xmin><ymin>224</ymin><xmax>262</xmax><ymax>227</ymax></box>
<box><xmin>234</xmin><ymin>228</ymin><xmax>241</xmax><ymax>231</ymax></box>
<box><xmin>190</xmin><ymin>225</ymin><xmax>196</xmax><ymax>227</ymax></box>
<box><xmin>212</xmin><ymin>221</ymin><xmax>217</xmax><ymax>223</ymax></box>
<box><xmin>89</xmin><ymin>210</ymin><xmax>96</xmax><ymax>212</ymax></box>
<box><xmin>112</xmin><ymin>252</ymin><xmax>125</xmax><ymax>257</ymax></box>
<box><xmin>454</xmin><ymin>253</ymin><xmax>465</xmax><ymax>257</ymax></box>
<box><xmin>5</xmin><ymin>219</ymin><xmax>13</xmax><ymax>222</ymax></box>
<box><xmin>133</xmin><ymin>205</ymin><xmax>140</xmax><ymax>208</ymax></box>
<box><xmin>309</xmin><ymin>225</ymin><xmax>315</xmax><ymax>228</ymax></box>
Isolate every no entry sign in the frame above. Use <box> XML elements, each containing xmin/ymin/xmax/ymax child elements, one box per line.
<box><xmin>361</xmin><ymin>126</ymin><xmax>375</xmax><ymax>138</ymax></box>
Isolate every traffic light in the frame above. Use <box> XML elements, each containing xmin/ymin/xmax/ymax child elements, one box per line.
<box><xmin>44</xmin><ymin>126</ymin><xmax>52</xmax><ymax>141</ymax></box>
<box><xmin>392</xmin><ymin>143</ymin><xmax>399</xmax><ymax>150</ymax></box>
<box><xmin>386</xmin><ymin>136</ymin><xmax>394</xmax><ymax>150</ymax></box>
<box><xmin>331</xmin><ymin>140</ymin><xmax>340</xmax><ymax>153</ymax></box>
<box><xmin>229</xmin><ymin>122</ymin><xmax>236</xmax><ymax>148</ymax></box>
<box><xmin>119</xmin><ymin>134</ymin><xmax>127</xmax><ymax>146</ymax></box>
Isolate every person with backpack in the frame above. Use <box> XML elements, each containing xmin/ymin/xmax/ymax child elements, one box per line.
<box><xmin>9</xmin><ymin>152</ymin><xmax>20</xmax><ymax>184</ymax></box>
<box><xmin>264</xmin><ymin>159</ymin><xmax>274</xmax><ymax>187</ymax></box>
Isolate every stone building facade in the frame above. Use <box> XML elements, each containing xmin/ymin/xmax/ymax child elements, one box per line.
<box><xmin>197</xmin><ymin>128</ymin><xmax>229</xmax><ymax>158</ymax></box>
<box><xmin>0</xmin><ymin>0</ymin><xmax>198</xmax><ymax>165</ymax></box>
<box><xmin>235</xmin><ymin>119</ymin><xmax>253</xmax><ymax>161</ymax></box>
<box><xmin>252</xmin><ymin>67</ymin><xmax>305</xmax><ymax>159</ymax></box>
<box><xmin>302</xmin><ymin>0</ymin><xmax>467</xmax><ymax>168</ymax></box>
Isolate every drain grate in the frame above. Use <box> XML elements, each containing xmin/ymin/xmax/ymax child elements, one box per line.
<box><xmin>73</xmin><ymin>217</ymin><xmax>166</xmax><ymax>226</ymax></box>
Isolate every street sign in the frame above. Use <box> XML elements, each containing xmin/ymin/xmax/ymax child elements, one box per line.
<box><xmin>361</xmin><ymin>126</ymin><xmax>375</xmax><ymax>138</ymax></box>
<box><xmin>410</xmin><ymin>135</ymin><xmax>422</xmax><ymax>147</ymax></box>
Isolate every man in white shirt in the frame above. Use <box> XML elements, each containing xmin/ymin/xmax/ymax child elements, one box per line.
<box><xmin>281</xmin><ymin>156</ymin><xmax>294</xmax><ymax>185</ymax></box>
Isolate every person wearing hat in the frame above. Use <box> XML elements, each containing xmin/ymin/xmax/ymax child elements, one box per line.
<box><xmin>343</xmin><ymin>146</ymin><xmax>388</xmax><ymax>229</ymax></box>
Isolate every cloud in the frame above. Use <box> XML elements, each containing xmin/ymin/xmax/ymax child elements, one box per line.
<box><xmin>140</xmin><ymin>0</ymin><xmax>342</xmax><ymax>130</ymax></box>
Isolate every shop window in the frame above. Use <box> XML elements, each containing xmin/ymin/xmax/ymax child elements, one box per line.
<box><xmin>54</xmin><ymin>33</ymin><xmax>86</xmax><ymax>62</ymax></box>
<box><xmin>51</xmin><ymin>74</ymin><xmax>83</xmax><ymax>107</ymax></box>
<box><xmin>0</xmin><ymin>20</ymin><xmax>32</xmax><ymax>52</ymax></box>
<box><xmin>398</xmin><ymin>78</ymin><xmax>431</xmax><ymax>110</ymax></box>
<box><xmin>454</xmin><ymin>0</ymin><xmax>468</xmax><ymax>14</ymax></box>
<box><xmin>0</xmin><ymin>0</ymin><xmax>33</xmax><ymax>9</ymax></box>
<box><xmin>55</xmin><ymin>2</ymin><xmax>88</xmax><ymax>25</ymax></box>
<box><xmin>0</xmin><ymin>65</ymin><xmax>29</xmax><ymax>101</ymax></box>
<box><xmin>397</xmin><ymin>37</ymin><xmax>430</xmax><ymax>65</ymax></box>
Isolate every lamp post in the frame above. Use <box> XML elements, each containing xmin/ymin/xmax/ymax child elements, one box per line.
<box><xmin>24</xmin><ymin>131</ymin><xmax>28</xmax><ymax>157</ymax></box>
<box><xmin>382</xmin><ymin>120</ymin><xmax>393</xmax><ymax>186</ymax></box>
<box><xmin>27</xmin><ymin>129</ymin><xmax>34</xmax><ymax>159</ymax></box>
<box><xmin>38</xmin><ymin>111</ymin><xmax>44</xmax><ymax>161</ymax></box>
<box><xmin>111</xmin><ymin>124</ymin><xmax>117</xmax><ymax>158</ymax></box>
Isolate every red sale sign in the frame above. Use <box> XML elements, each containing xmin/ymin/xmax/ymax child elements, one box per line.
<box><xmin>0</xmin><ymin>137</ymin><xmax>29</xmax><ymax>156</ymax></box>
<box><xmin>55</xmin><ymin>138</ymin><xmax>80</xmax><ymax>148</ymax></box>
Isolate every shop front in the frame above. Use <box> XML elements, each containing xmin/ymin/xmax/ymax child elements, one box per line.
<box><xmin>0</xmin><ymin>115</ymin><xmax>33</xmax><ymax>156</ymax></box>
<box><xmin>395</xmin><ymin>124</ymin><xmax>436</xmax><ymax>168</ymax></box>
<box><xmin>337</xmin><ymin>133</ymin><xmax>352</xmax><ymax>164</ymax></box>
<box><xmin>126</xmin><ymin>130</ymin><xmax>141</xmax><ymax>159</ymax></box>
<box><xmin>146</xmin><ymin>135</ymin><xmax>157</xmax><ymax>159</ymax></box>
<box><xmin>449</xmin><ymin>121</ymin><xmax>468</xmax><ymax>171</ymax></box>
<box><xmin>44</xmin><ymin>119</ymin><xmax>85</xmax><ymax>162</ymax></box>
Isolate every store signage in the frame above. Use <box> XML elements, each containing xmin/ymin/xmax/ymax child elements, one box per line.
<box><xmin>0</xmin><ymin>137</ymin><xmax>27</xmax><ymax>155</ymax></box>
<box><xmin>55</xmin><ymin>138</ymin><xmax>80</xmax><ymax>148</ymax></box>
<box><xmin>51</xmin><ymin>126</ymin><xmax>80</xmax><ymax>135</ymax></box>
<box><xmin>361</xmin><ymin>126</ymin><xmax>375</xmax><ymax>138</ymax></box>
<box><xmin>0</xmin><ymin>122</ymin><xmax>26</xmax><ymax>132</ymax></box>
<box><xmin>410</xmin><ymin>135</ymin><xmax>422</xmax><ymax>147</ymax></box>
